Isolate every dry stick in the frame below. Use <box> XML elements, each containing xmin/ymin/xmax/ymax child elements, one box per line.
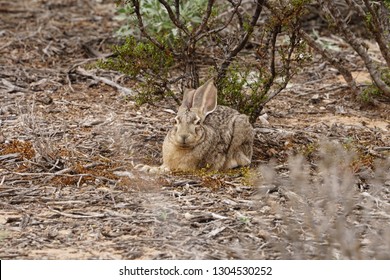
<box><xmin>75</xmin><ymin>67</ymin><xmax>135</xmax><ymax>96</ymax></box>
<box><xmin>299</xmin><ymin>30</ymin><xmax>360</xmax><ymax>96</ymax></box>
<box><xmin>321</xmin><ymin>0</ymin><xmax>390</xmax><ymax>98</ymax></box>
<box><xmin>1</xmin><ymin>78</ymin><xmax>28</xmax><ymax>93</ymax></box>
<box><xmin>13</xmin><ymin>169</ymin><xmax>117</xmax><ymax>185</ymax></box>
<box><xmin>373</xmin><ymin>147</ymin><xmax>390</xmax><ymax>152</ymax></box>
<box><xmin>48</xmin><ymin>207</ymin><xmax>106</xmax><ymax>219</ymax></box>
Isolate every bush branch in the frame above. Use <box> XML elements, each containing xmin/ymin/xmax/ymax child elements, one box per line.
<box><xmin>158</xmin><ymin>0</ymin><xmax>189</xmax><ymax>34</ymax></box>
<box><xmin>299</xmin><ymin>29</ymin><xmax>360</xmax><ymax>95</ymax></box>
<box><xmin>346</xmin><ymin>0</ymin><xmax>390</xmax><ymax>67</ymax></box>
<box><xmin>197</xmin><ymin>0</ymin><xmax>242</xmax><ymax>41</ymax></box>
<box><xmin>217</xmin><ymin>0</ymin><xmax>265</xmax><ymax>83</ymax></box>
<box><xmin>131</xmin><ymin>0</ymin><xmax>167</xmax><ymax>50</ymax></box>
<box><xmin>194</xmin><ymin>0</ymin><xmax>215</xmax><ymax>37</ymax></box>
<box><xmin>321</xmin><ymin>0</ymin><xmax>390</xmax><ymax>98</ymax></box>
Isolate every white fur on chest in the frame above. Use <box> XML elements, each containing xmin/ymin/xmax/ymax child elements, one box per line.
<box><xmin>163</xmin><ymin>142</ymin><xmax>202</xmax><ymax>170</ymax></box>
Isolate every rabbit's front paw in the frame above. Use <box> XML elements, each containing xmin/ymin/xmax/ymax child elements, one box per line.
<box><xmin>135</xmin><ymin>164</ymin><xmax>169</xmax><ymax>174</ymax></box>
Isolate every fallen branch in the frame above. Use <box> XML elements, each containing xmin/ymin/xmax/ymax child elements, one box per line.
<box><xmin>74</xmin><ymin>67</ymin><xmax>135</xmax><ymax>96</ymax></box>
<box><xmin>1</xmin><ymin>79</ymin><xmax>28</xmax><ymax>93</ymax></box>
<box><xmin>373</xmin><ymin>147</ymin><xmax>390</xmax><ymax>152</ymax></box>
<box><xmin>48</xmin><ymin>207</ymin><xmax>106</xmax><ymax>219</ymax></box>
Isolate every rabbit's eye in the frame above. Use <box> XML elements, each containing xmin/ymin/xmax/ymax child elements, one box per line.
<box><xmin>174</xmin><ymin>116</ymin><xmax>180</xmax><ymax>124</ymax></box>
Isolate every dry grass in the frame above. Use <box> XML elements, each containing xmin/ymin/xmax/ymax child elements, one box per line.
<box><xmin>255</xmin><ymin>142</ymin><xmax>390</xmax><ymax>259</ymax></box>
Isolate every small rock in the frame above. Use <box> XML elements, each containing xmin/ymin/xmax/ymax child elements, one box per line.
<box><xmin>0</xmin><ymin>216</ymin><xmax>7</xmax><ymax>224</ymax></box>
<box><xmin>184</xmin><ymin>212</ymin><xmax>195</xmax><ymax>220</ymax></box>
<box><xmin>258</xmin><ymin>113</ymin><xmax>270</xmax><ymax>126</ymax></box>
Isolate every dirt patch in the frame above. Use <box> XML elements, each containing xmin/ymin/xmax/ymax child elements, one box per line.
<box><xmin>1</xmin><ymin>0</ymin><xmax>389</xmax><ymax>260</ymax></box>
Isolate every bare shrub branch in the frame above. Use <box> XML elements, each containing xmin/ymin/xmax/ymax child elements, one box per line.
<box><xmin>299</xmin><ymin>29</ymin><xmax>360</xmax><ymax>95</ymax></box>
<box><xmin>346</xmin><ymin>0</ymin><xmax>390</xmax><ymax>67</ymax></box>
<box><xmin>320</xmin><ymin>0</ymin><xmax>390</xmax><ymax>99</ymax></box>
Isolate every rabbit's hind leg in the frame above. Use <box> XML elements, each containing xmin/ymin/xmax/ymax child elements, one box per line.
<box><xmin>224</xmin><ymin>149</ymin><xmax>251</xmax><ymax>169</ymax></box>
<box><xmin>224</xmin><ymin>115</ymin><xmax>254</xmax><ymax>169</ymax></box>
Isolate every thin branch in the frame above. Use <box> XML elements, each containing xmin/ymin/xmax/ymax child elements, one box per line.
<box><xmin>217</xmin><ymin>0</ymin><xmax>265</xmax><ymax>83</ymax></box>
<box><xmin>174</xmin><ymin>0</ymin><xmax>181</xmax><ymax>37</ymax></box>
<box><xmin>194</xmin><ymin>0</ymin><xmax>215</xmax><ymax>37</ymax></box>
<box><xmin>263</xmin><ymin>15</ymin><xmax>303</xmax><ymax>106</ymax></box>
<box><xmin>131</xmin><ymin>0</ymin><xmax>166</xmax><ymax>50</ymax></box>
<box><xmin>264</xmin><ymin>36</ymin><xmax>296</xmax><ymax>104</ymax></box>
<box><xmin>344</xmin><ymin>0</ymin><xmax>365</xmax><ymax>17</ymax></box>
<box><xmin>48</xmin><ymin>207</ymin><xmax>106</xmax><ymax>219</ymax></box>
<box><xmin>174</xmin><ymin>0</ymin><xmax>180</xmax><ymax>19</ymax></box>
<box><xmin>378</xmin><ymin>1</ymin><xmax>390</xmax><ymax>42</ymax></box>
<box><xmin>263</xmin><ymin>25</ymin><xmax>280</xmax><ymax>92</ymax></box>
<box><xmin>197</xmin><ymin>0</ymin><xmax>242</xmax><ymax>41</ymax></box>
<box><xmin>158</xmin><ymin>0</ymin><xmax>189</xmax><ymax>34</ymax></box>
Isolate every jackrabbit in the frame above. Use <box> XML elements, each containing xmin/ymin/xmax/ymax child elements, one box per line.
<box><xmin>137</xmin><ymin>78</ymin><xmax>254</xmax><ymax>173</ymax></box>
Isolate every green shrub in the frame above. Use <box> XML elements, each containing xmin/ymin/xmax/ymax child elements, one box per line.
<box><xmin>216</xmin><ymin>65</ymin><xmax>266</xmax><ymax>123</ymax></box>
<box><xmin>97</xmin><ymin>36</ymin><xmax>174</xmax><ymax>104</ymax></box>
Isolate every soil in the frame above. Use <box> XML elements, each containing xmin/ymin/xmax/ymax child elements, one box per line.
<box><xmin>1</xmin><ymin>0</ymin><xmax>389</xmax><ymax>260</ymax></box>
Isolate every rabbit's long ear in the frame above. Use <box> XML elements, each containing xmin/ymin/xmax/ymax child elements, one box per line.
<box><xmin>193</xmin><ymin>78</ymin><xmax>217</xmax><ymax>117</ymax></box>
<box><xmin>181</xmin><ymin>88</ymin><xmax>196</xmax><ymax>109</ymax></box>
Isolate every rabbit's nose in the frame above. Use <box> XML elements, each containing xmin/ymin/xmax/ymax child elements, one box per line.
<box><xmin>180</xmin><ymin>134</ymin><xmax>189</xmax><ymax>143</ymax></box>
